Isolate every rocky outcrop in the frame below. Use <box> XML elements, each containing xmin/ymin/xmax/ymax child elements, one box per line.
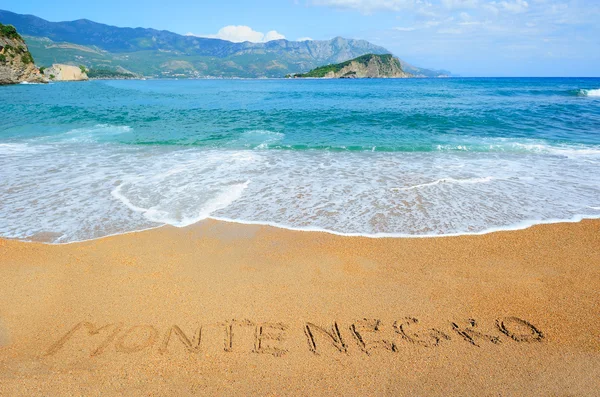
<box><xmin>0</xmin><ymin>23</ymin><xmax>46</xmax><ymax>85</ymax></box>
<box><xmin>331</xmin><ymin>55</ymin><xmax>410</xmax><ymax>78</ymax></box>
<box><xmin>293</xmin><ymin>54</ymin><xmax>412</xmax><ymax>79</ymax></box>
<box><xmin>43</xmin><ymin>64</ymin><xmax>88</xmax><ymax>81</ymax></box>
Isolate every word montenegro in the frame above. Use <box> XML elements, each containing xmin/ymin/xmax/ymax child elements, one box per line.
<box><xmin>45</xmin><ymin>317</ymin><xmax>544</xmax><ymax>358</ymax></box>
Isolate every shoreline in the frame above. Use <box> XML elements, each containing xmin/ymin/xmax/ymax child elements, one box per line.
<box><xmin>5</xmin><ymin>213</ymin><xmax>600</xmax><ymax>246</ymax></box>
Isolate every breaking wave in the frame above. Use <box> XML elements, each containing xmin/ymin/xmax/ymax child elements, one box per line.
<box><xmin>576</xmin><ymin>88</ymin><xmax>600</xmax><ymax>97</ymax></box>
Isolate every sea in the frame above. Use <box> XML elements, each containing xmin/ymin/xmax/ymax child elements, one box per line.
<box><xmin>1</xmin><ymin>78</ymin><xmax>599</xmax><ymax>243</ymax></box>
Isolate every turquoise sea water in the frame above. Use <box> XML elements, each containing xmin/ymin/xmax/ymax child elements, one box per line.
<box><xmin>1</xmin><ymin>78</ymin><xmax>600</xmax><ymax>243</ymax></box>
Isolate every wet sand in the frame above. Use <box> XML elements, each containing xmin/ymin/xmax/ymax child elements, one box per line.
<box><xmin>0</xmin><ymin>219</ymin><xmax>599</xmax><ymax>395</ymax></box>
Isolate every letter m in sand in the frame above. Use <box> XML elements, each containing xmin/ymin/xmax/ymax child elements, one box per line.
<box><xmin>45</xmin><ymin>322</ymin><xmax>123</xmax><ymax>357</ymax></box>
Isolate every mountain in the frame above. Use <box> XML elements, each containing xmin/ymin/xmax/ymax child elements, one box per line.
<box><xmin>291</xmin><ymin>54</ymin><xmax>411</xmax><ymax>78</ymax></box>
<box><xmin>20</xmin><ymin>34</ymin><xmax>392</xmax><ymax>79</ymax></box>
<box><xmin>0</xmin><ymin>9</ymin><xmax>449</xmax><ymax>78</ymax></box>
<box><xmin>399</xmin><ymin>60</ymin><xmax>451</xmax><ymax>78</ymax></box>
<box><xmin>0</xmin><ymin>23</ymin><xmax>45</xmax><ymax>84</ymax></box>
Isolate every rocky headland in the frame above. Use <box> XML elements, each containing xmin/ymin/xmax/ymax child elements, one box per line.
<box><xmin>290</xmin><ymin>54</ymin><xmax>412</xmax><ymax>79</ymax></box>
<box><xmin>0</xmin><ymin>23</ymin><xmax>46</xmax><ymax>84</ymax></box>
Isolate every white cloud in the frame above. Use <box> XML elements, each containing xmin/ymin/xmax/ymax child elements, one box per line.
<box><xmin>459</xmin><ymin>20</ymin><xmax>484</xmax><ymax>25</ymax></box>
<box><xmin>187</xmin><ymin>25</ymin><xmax>286</xmax><ymax>43</ymax></box>
<box><xmin>311</xmin><ymin>0</ymin><xmax>415</xmax><ymax>12</ymax></box>
<box><xmin>491</xmin><ymin>0</ymin><xmax>529</xmax><ymax>13</ymax></box>
<box><xmin>264</xmin><ymin>30</ymin><xmax>286</xmax><ymax>41</ymax></box>
<box><xmin>424</xmin><ymin>20</ymin><xmax>442</xmax><ymax>27</ymax></box>
<box><xmin>416</xmin><ymin>5</ymin><xmax>439</xmax><ymax>17</ymax></box>
<box><xmin>392</xmin><ymin>16</ymin><xmax>454</xmax><ymax>32</ymax></box>
<box><xmin>437</xmin><ymin>27</ymin><xmax>463</xmax><ymax>34</ymax></box>
<box><xmin>297</xmin><ymin>37</ymin><xmax>314</xmax><ymax>41</ymax></box>
<box><xmin>441</xmin><ymin>0</ymin><xmax>479</xmax><ymax>9</ymax></box>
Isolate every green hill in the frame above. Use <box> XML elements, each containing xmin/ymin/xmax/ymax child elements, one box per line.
<box><xmin>290</xmin><ymin>54</ymin><xmax>411</xmax><ymax>79</ymax></box>
<box><xmin>0</xmin><ymin>9</ymin><xmax>450</xmax><ymax>78</ymax></box>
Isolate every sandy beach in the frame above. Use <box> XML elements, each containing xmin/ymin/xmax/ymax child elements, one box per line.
<box><xmin>0</xmin><ymin>219</ymin><xmax>599</xmax><ymax>395</ymax></box>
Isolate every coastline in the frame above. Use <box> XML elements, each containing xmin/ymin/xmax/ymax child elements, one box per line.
<box><xmin>9</xmin><ymin>212</ymin><xmax>600</xmax><ymax>245</ymax></box>
<box><xmin>1</xmin><ymin>218</ymin><xmax>599</xmax><ymax>395</ymax></box>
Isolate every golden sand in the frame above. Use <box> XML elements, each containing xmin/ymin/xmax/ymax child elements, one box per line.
<box><xmin>0</xmin><ymin>219</ymin><xmax>599</xmax><ymax>395</ymax></box>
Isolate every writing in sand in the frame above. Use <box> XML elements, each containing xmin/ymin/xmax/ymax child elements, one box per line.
<box><xmin>45</xmin><ymin>316</ymin><xmax>544</xmax><ymax>358</ymax></box>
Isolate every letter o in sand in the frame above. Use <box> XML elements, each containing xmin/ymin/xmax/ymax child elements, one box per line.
<box><xmin>496</xmin><ymin>317</ymin><xmax>544</xmax><ymax>342</ymax></box>
<box><xmin>115</xmin><ymin>325</ymin><xmax>159</xmax><ymax>353</ymax></box>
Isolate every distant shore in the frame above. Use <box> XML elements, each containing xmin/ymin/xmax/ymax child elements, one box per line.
<box><xmin>1</xmin><ymin>218</ymin><xmax>599</xmax><ymax>395</ymax></box>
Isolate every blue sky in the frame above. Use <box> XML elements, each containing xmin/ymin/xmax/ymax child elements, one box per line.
<box><xmin>4</xmin><ymin>0</ymin><xmax>599</xmax><ymax>76</ymax></box>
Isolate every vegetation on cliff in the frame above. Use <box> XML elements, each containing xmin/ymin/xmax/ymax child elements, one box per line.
<box><xmin>86</xmin><ymin>68</ymin><xmax>137</xmax><ymax>79</ymax></box>
<box><xmin>289</xmin><ymin>54</ymin><xmax>410</xmax><ymax>79</ymax></box>
<box><xmin>0</xmin><ymin>22</ymin><xmax>22</xmax><ymax>40</ymax></box>
<box><xmin>0</xmin><ymin>23</ymin><xmax>46</xmax><ymax>84</ymax></box>
<box><xmin>291</xmin><ymin>54</ymin><xmax>392</xmax><ymax>78</ymax></box>
<box><xmin>0</xmin><ymin>30</ymin><xmax>33</xmax><ymax>65</ymax></box>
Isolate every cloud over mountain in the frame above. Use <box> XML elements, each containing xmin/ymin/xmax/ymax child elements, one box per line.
<box><xmin>187</xmin><ymin>25</ymin><xmax>286</xmax><ymax>43</ymax></box>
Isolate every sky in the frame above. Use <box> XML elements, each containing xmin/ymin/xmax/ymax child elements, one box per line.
<box><xmin>2</xmin><ymin>0</ymin><xmax>599</xmax><ymax>76</ymax></box>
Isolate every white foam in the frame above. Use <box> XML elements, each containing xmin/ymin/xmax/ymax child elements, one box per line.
<box><xmin>391</xmin><ymin>177</ymin><xmax>495</xmax><ymax>191</ymax></box>
<box><xmin>33</xmin><ymin>124</ymin><xmax>133</xmax><ymax>144</ymax></box>
<box><xmin>514</xmin><ymin>143</ymin><xmax>600</xmax><ymax>157</ymax></box>
<box><xmin>112</xmin><ymin>180</ymin><xmax>250</xmax><ymax>227</ymax></box>
<box><xmin>209</xmin><ymin>213</ymin><xmax>600</xmax><ymax>239</ymax></box>
<box><xmin>581</xmin><ymin>88</ymin><xmax>600</xmax><ymax>97</ymax></box>
<box><xmin>111</xmin><ymin>184</ymin><xmax>149</xmax><ymax>214</ymax></box>
<box><xmin>178</xmin><ymin>181</ymin><xmax>249</xmax><ymax>226</ymax></box>
<box><xmin>235</xmin><ymin>130</ymin><xmax>284</xmax><ymax>149</ymax></box>
<box><xmin>0</xmin><ymin>143</ymin><xmax>37</xmax><ymax>154</ymax></box>
<box><xmin>1</xmin><ymin>145</ymin><xmax>600</xmax><ymax>243</ymax></box>
<box><xmin>432</xmin><ymin>137</ymin><xmax>600</xmax><ymax>157</ymax></box>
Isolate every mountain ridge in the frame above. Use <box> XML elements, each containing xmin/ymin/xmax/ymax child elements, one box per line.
<box><xmin>0</xmin><ymin>9</ymin><xmax>449</xmax><ymax>78</ymax></box>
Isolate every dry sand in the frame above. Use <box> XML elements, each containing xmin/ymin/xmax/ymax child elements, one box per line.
<box><xmin>0</xmin><ymin>219</ymin><xmax>599</xmax><ymax>396</ymax></box>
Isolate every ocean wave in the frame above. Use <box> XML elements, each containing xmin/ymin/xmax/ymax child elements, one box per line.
<box><xmin>64</xmin><ymin>124</ymin><xmax>132</xmax><ymax>139</ymax></box>
<box><xmin>242</xmin><ymin>140</ymin><xmax>600</xmax><ymax>155</ymax></box>
<box><xmin>391</xmin><ymin>177</ymin><xmax>495</xmax><ymax>192</ymax></box>
<box><xmin>432</xmin><ymin>138</ymin><xmax>600</xmax><ymax>157</ymax></box>
<box><xmin>3</xmin><ymin>78</ymin><xmax>600</xmax><ymax>243</ymax></box>
<box><xmin>111</xmin><ymin>180</ymin><xmax>250</xmax><ymax>227</ymax></box>
<box><xmin>33</xmin><ymin>124</ymin><xmax>133</xmax><ymax>143</ymax></box>
<box><xmin>576</xmin><ymin>88</ymin><xmax>600</xmax><ymax>97</ymax></box>
<box><xmin>0</xmin><ymin>143</ymin><xmax>48</xmax><ymax>154</ymax></box>
<box><xmin>2</xmin><ymin>145</ymin><xmax>600</xmax><ymax>243</ymax></box>
<box><xmin>208</xmin><ymin>213</ymin><xmax>600</xmax><ymax>240</ymax></box>
<box><xmin>0</xmin><ymin>143</ymin><xmax>29</xmax><ymax>153</ymax></box>
<box><xmin>236</xmin><ymin>130</ymin><xmax>285</xmax><ymax>149</ymax></box>
<box><xmin>13</xmin><ymin>126</ymin><xmax>600</xmax><ymax>158</ymax></box>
